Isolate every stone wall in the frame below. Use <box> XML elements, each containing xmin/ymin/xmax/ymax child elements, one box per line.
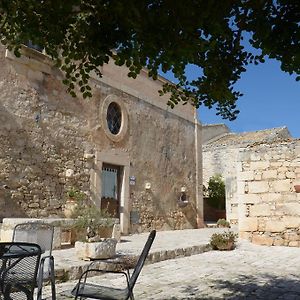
<box><xmin>0</xmin><ymin>45</ymin><xmax>202</xmax><ymax>232</ymax></box>
<box><xmin>202</xmin><ymin>124</ymin><xmax>230</xmax><ymax>144</ymax></box>
<box><xmin>202</xmin><ymin>126</ymin><xmax>291</xmax><ymax>225</ymax></box>
<box><xmin>238</xmin><ymin>140</ymin><xmax>300</xmax><ymax>246</ymax></box>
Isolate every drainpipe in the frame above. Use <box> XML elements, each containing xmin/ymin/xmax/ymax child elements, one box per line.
<box><xmin>194</xmin><ymin>110</ymin><xmax>204</xmax><ymax>228</ymax></box>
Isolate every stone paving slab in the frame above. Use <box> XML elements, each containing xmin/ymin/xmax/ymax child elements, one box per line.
<box><xmin>44</xmin><ymin>239</ymin><xmax>300</xmax><ymax>299</ymax></box>
<box><xmin>53</xmin><ymin>228</ymin><xmax>228</xmax><ymax>280</ymax></box>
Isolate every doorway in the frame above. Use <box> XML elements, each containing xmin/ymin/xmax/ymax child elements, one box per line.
<box><xmin>101</xmin><ymin>163</ymin><xmax>121</xmax><ymax>218</ymax></box>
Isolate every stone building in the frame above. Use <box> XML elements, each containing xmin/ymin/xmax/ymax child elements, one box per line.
<box><xmin>0</xmin><ymin>45</ymin><xmax>203</xmax><ymax>234</ymax></box>
<box><xmin>203</xmin><ymin>124</ymin><xmax>291</xmax><ymax>224</ymax></box>
<box><xmin>203</xmin><ymin>124</ymin><xmax>300</xmax><ymax>247</ymax></box>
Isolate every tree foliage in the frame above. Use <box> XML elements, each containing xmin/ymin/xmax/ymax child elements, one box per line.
<box><xmin>205</xmin><ymin>174</ymin><xmax>226</xmax><ymax>210</ymax></box>
<box><xmin>0</xmin><ymin>1</ymin><xmax>299</xmax><ymax>119</ymax></box>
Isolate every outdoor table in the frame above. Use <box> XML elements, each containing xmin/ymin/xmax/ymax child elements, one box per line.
<box><xmin>0</xmin><ymin>242</ymin><xmax>42</xmax><ymax>300</ymax></box>
<box><xmin>0</xmin><ymin>243</ymin><xmax>40</xmax><ymax>259</ymax></box>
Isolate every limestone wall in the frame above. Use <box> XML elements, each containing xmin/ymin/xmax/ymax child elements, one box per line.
<box><xmin>0</xmin><ymin>45</ymin><xmax>201</xmax><ymax>232</ymax></box>
<box><xmin>238</xmin><ymin>140</ymin><xmax>300</xmax><ymax>246</ymax></box>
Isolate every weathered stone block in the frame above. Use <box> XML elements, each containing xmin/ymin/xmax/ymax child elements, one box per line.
<box><xmin>239</xmin><ymin>194</ymin><xmax>261</xmax><ymax>204</ymax></box>
<box><xmin>265</xmin><ymin>220</ymin><xmax>286</xmax><ymax>232</ymax></box>
<box><xmin>248</xmin><ymin>181</ymin><xmax>269</xmax><ymax>194</ymax></box>
<box><xmin>262</xmin><ymin>170</ymin><xmax>277</xmax><ymax>179</ymax></box>
<box><xmin>112</xmin><ymin>224</ymin><xmax>121</xmax><ymax>242</ymax></box>
<box><xmin>239</xmin><ymin>231</ymin><xmax>251</xmax><ymax>241</ymax></box>
<box><xmin>250</xmin><ymin>161</ymin><xmax>270</xmax><ymax>170</ymax></box>
<box><xmin>261</xmin><ymin>193</ymin><xmax>283</xmax><ymax>203</ymax></box>
<box><xmin>75</xmin><ymin>239</ymin><xmax>117</xmax><ymax>260</ymax></box>
<box><xmin>239</xmin><ymin>217</ymin><xmax>258</xmax><ymax>231</ymax></box>
<box><xmin>277</xmin><ymin>203</ymin><xmax>300</xmax><ymax>215</ymax></box>
<box><xmin>239</xmin><ymin>171</ymin><xmax>254</xmax><ymax>181</ymax></box>
<box><xmin>271</xmin><ymin>179</ymin><xmax>291</xmax><ymax>192</ymax></box>
<box><xmin>288</xmin><ymin>241</ymin><xmax>299</xmax><ymax>247</ymax></box>
<box><xmin>252</xmin><ymin>234</ymin><xmax>274</xmax><ymax>246</ymax></box>
<box><xmin>273</xmin><ymin>237</ymin><xmax>285</xmax><ymax>246</ymax></box>
<box><xmin>282</xmin><ymin>216</ymin><xmax>300</xmax><ymax>228</ymax></box>
<box><xmin>250</xmin><ymin>204</ymin><xmax>271</xmax><ymax>217</ymax></box>
<box><xmin>286</xmin><ymin>171</ymin><xmax>296</xmax><ymax>179</ymax></box>
<box><xmin>284</xmin><ymin>232</ymin><xmax>299</xmax><ymax>241</ymax></box>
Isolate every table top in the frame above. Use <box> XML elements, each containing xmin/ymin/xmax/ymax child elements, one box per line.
<box><xmin>0</xmin><ymin>242</ymin><xmax>41</xmax><ymax>259</ymax></box>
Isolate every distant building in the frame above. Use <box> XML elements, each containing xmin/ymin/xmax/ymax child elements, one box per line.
<box><xmin>203</xmin><ymin>124</ymin><xmax>300</xmax><ymax>247</ymax></box>
<box><xmin>203</xmin><ymin>124</ymin><xmax>291</xmax><ymax>223</ymax></box>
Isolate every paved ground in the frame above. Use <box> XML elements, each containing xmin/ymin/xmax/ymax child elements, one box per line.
<box><xmin>52</xmin><ymin>228</ymin><xmax>227</xmax><ymax>280</ymax></box>
<box><xmin>43</xmin><ymin>229</ymin><xmax>300</xmax><ymax>299</ymax></box>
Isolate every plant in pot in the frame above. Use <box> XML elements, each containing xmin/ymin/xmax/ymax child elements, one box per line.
<box><xmin>72</xmin><ymin>206</ymin><xmax>118</xmax><ymax>260</ymax></box>
<box><xmin>216</xmin><ymin>218</ymin><xmax>230</xmax><ymax>228</ymax></box>
<box><xmin>64</xmin><ymin>188</ymin><xmax>86</xmax><ymax>218</ymax></box>
<box><xmin>210</xmin><ymin>231</ymin><xmax>237</xmax><ymax>251</ymax></box>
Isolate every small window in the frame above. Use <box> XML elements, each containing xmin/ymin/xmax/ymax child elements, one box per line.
<box><xmin>106</xmin><ymin>102</ymin><xmax>122</xmax><ymax>135</ymax></box>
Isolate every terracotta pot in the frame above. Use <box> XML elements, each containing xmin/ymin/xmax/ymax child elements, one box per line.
<box><xmin>294</xmin><ymin>185</ymin><xmax>300</xmax><ymax>193</ymax></box>
<box><xmin>64</xmin><ymin>199</ymin><xmax>78</xmax><ymax>218</ymax></box>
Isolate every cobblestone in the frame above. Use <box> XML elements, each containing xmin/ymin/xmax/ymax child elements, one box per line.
<box><xmin>43</xmin><ymin>230</ymin><xmax>300</xmax><ymax>299</ymax></box>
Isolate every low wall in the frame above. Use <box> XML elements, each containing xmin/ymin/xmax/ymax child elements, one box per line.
<box><xmin>0</xmin><ymin>218</ymin><xmax>120</xmax><ymax>249</ymax></box>
<box><xmin>238</xmin><ymin>140</ymin><xmax>300</xmax><ymax>246</ymax></box>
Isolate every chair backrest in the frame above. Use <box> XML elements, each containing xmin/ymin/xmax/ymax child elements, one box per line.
<box><xmin>129</xmin><ymin>230</ymin><xmax>156</xmax><ymax>289</ymax></box>
<box><xmin>12</xmin><ymin>222</ymin><xmax>54</xmax><ymax>256</ymax></box>
<box><xmin>0</xmin><ymin>242</ymin><xmax>42</xmax><ymax>300</ymax></box>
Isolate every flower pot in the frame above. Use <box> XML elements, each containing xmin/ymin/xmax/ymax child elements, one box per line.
<box><xmin>294</xmin><ymin>185</ymin><xmax>300</xmax><ymax>193</ymax></box>
<box><xmin>64</xmin><ymin>199</ymin><xmax>78</xmax><ymax>218</ymax></box>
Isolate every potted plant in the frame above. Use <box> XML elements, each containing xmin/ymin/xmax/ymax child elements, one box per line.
<box><xmin>72</xmin><ymin>206</ymin><xmax>118</xmax><ymax>260</ymax></box>
<box><xmin>64</xmin><ymin>188</ymin><xmax>85</xmax><ymax>218</ymax></box>
<box><xmin>210</xmin><ymin>231</ymin><xmax>237</xmax><ymax>251</ymax></box>
<box><xmin>216</xmin><ymin>218</ymin><xmax>230</xmax><ymax>228</ymax></box>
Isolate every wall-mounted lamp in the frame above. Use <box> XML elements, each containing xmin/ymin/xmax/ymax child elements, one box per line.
<box><xmin>178</xmin><ymin>186</ymin><xmax>189</xmax><ymax>208</ymax></box>
<box><xmin>35</xmin><ymin>113</ymin><xmax>41</xmax><ymax>123</ymax></box>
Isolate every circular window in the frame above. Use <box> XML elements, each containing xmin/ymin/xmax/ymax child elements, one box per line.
<box><xmin>101</xmin><ymin>95</ymin><xmax>128</xmax><ymax>142</ymax></box>
<box><xmin>107</xmin><ymin>102</ymin><xmax>122</xmax><ymax>135</ymax></box>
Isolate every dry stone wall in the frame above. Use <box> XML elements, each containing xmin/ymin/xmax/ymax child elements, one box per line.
<box><xmin>238</xmin><ymin>140</ymin><xmax>300</xmax><ymax>247</ymax></box>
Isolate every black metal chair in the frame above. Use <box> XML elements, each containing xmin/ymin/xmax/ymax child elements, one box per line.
<box><xmin>71</xmin><ymin>230</ymin><xmax>156</xmax><ymax>300</ymax></box>
<box><xmin>12</xmin><ymin>222</ymin><xmax>56</xmax><ymax>300</ymax></box>
<box><xmin>0</xmin><ymin>242</ymin><xmax>42</xmax><ymax>300</ymax></box>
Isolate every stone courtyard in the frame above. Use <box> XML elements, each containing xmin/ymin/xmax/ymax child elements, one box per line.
<box><xmin>42</xmin><ymin>229</ymin><xmax>300</xmax><ymax>300</ymax></box>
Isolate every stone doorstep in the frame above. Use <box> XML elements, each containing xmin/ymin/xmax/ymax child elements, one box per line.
<box><xmin>55</xmin><ymin>243</ymin><xmax>212</xmax><ymax>282</ymax></box>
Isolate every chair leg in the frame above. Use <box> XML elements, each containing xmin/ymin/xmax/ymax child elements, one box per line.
<box><xmin>37</xmin><ymin>261</ymin><xmax>44</xmax><ymax>300</ymax></box>
<box><xmin>49</xmin><ymin>256</ymin><xmax>56</xmax><ymax>300</ymax></box>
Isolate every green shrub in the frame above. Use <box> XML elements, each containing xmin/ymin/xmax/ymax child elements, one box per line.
<box><xmin>66</xmin><ymin>187</ymin><xmax>86</xmax><ymax>202</ymax></box>
<box><xmin>217</xmin><ymin>218</ymin><xmax>230</xmax><ymax>228</ymax></box>
<box><xmin>205</xmin><ymin>174</ymin><xmax>225</xmax><ymax>210</ymax></box>
<box><xmin>210</xmin><ymin>231</ymin><xmax>237</xmax><ymax>251</ymax></box>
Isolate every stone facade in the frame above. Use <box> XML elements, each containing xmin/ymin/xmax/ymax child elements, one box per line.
<box><xmin>238</xmin><ymin>140</ymin><xmax>300</xmax><ymax>247</ymax></box>
<box><xmin>203</xmin><ymin>126</ymin><xmax>291</xmax><ymax>224</ymax></box>
<box><xmin>0</xmin><ymin>45</ymin><xmax>203</xmax><ymax>234</ymax></box>
<box><xmin>203</xmin><ymin>124</ymin><xmax>300</xmax><ymax>247</ymax></box>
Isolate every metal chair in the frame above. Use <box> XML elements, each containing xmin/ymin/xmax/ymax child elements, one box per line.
<box><xmin>0</xmin><ymin>242</ymin><xmax>42</xmax><ymax>300</ymax></box>
<box><xmin>71</xmin><ymin>230</ymin><xmax>156</xmax><ymax>300</ymax></box>
<box><xmin>12</xmin><ymin>222</ymin><xmax>56</xmax><ymax>300</ymax></box>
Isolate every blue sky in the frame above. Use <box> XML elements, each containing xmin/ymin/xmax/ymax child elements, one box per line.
<box><xmin>196</xmin><ymin>59</ymin><xmax>300</xmax><ymax>138</ymax></box>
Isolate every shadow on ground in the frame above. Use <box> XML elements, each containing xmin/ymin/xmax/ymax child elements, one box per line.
<box><xmin>175</xmin><ymin>274</ymin><xmax>300</xmax><ymax>299</ymax></box>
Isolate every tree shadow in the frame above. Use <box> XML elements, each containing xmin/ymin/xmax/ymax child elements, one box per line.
<box><xmin>177</xmin><ymin>274</ymin><xmax>300</xmax><ymax>299</ymax></box>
